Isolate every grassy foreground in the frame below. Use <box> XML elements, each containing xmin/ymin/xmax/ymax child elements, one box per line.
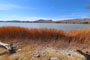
<box><xmin>0</xmin><ymin>27</ymin><xmax>90</xmax><ymax>60</ymax></box>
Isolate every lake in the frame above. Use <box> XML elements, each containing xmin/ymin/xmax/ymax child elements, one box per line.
<box><xmin>0</xmin><ymin>22</ymin><xmax>90</xmax><ymax>32</ymax></box>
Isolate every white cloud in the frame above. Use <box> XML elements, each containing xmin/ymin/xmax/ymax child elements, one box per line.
<box><xmin>0</xmin><ymin>4</ymin><xmax>22</xmax><ymax>10</ymax></box>
<box><xmin>0</xmin><ymin>4</ymin><xmax>36</xmax><ymax>10</ymax></box>
<box><xmin>16</xmin><ymin>16</ymin><xmax>77</xmax><ymax>21</ymax></box>
<box><xmin>20</xmin><ymin>17</ymin><xmax>53</xmax><ymax>21</ymax></box>
<box><xmin>0</xmin><ymin>15</ymin><xmax>54</xmax><ymax>21</ymax></box>
<box><xmin>0</xmin><ymin>14</ymin><xmax>88</xmax><ymax>21</ymax></box>
<box><xmin>53</xmin><ymin>14</ymin><xmax>89</xmax><ymax>20</ymax></box>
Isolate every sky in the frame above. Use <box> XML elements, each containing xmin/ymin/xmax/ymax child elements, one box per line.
<box><xmin>0</xmin><ymin>0</ymin><xmax>90</xmax><ymax>21</ymax></box>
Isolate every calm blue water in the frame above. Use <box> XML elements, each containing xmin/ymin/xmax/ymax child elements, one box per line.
<box><xmin>0</xmin><ymin>22</ymin><xmax>90</xmax><ymax>32</ymax></box>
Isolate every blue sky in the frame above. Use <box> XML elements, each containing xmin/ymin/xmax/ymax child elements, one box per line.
<box><xmin>0</xmin><ymin>0</ymin><xmax>90</xmax><ymax>21</ymax></box>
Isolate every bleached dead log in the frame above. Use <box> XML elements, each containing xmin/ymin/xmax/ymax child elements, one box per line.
<box><xmin>76</xmin><ymin>50</ymin><xmax>90</xmax><ymax>60</ymax></box>
<box><xmin>0</xmin><ymin>41</ymin><xmax>17</xmax><ymax>54</ymax></box>
<box><xmin>0</xmin><ymin>41</ymin><xmax>10</xmax><ymax>49</ymax></box>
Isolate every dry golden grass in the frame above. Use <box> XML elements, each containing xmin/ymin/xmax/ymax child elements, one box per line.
<box><xmin>68</xmin><ymin>28</ymin><xmax>90</xmax><ymax>44</ymax></box>
<box><xmin>0</xmin><ymin>27</ymin><xmax>65</xmax><ymax>41</ymax></box>
<box><xmin>0</xmin><ymin>27</ymin><xmax>90</xmax><ymax>48</ymax></box>
<box><xmin>0</xmin><ymin>27</ymin><xmax>89</xmax><ymax>60</ymax></box>
<box><xmin>0</xmin><ymin>27</ymin><xmax>90</xmax><ymax>47</ymax></box>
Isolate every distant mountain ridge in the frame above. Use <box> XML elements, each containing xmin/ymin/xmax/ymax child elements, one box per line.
<box><xmin>57</xmin><ymin>18</ymin><xmax>90</xmax><ymax>24</ymax></box>
<box><xmin>0</xmin><ymin>18</ymin><xmax>90</xmax><ymax>24</ymax></box>
<box><xmin>60</xmin><ymin>18</ymin><xmax>90</xmax><ymax>22</ymax></box>
<box><xmin>36</xmin><ymin>19</ymin><xmax>52</xmax><ymax>21</ymax></box>
<box><xmin>34</xmin><ymin>19</ymin><xmax>53</xmax><ymax>23</ymax></box>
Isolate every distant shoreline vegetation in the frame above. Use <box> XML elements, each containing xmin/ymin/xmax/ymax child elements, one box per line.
<box><xmin>0</xmin><ymin>21</ymin><xmax>90</xmax><ymax>24</ymax></box>
<box><xmin>55</xmin><ymin>21</ymin><xmax>90</xmax><ymax>24</ymax></box>
<box><xmin>0</xmin><ymin>18</ymin><xmax>90</xmax><ymax>24</ymax></box>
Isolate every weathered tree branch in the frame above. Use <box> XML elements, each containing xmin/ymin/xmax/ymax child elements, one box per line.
<box><xmin>76</xmin><ymin>50</ymin><xmax>90</xmax><ymax>60</ymax></box>
<box><xmin>0</xmin><ymin>41</ymin><xmax>17</xmax><ymax>54</ymax></box>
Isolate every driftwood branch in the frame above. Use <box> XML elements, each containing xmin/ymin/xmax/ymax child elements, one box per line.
<box><xmin>0</xmin><ymin>41</ymin><xmax>9</xmax><ymax>49</ymax></box>
<box><xmin>0</xmin><ymin>41</ymin><xmax>17</xmax><ymax>54</ymax></box>
<box><xmin>76</xmin><ymin>50</ymin><xmax>90</xmax><ymax>60</ymax></box>
<box><xmin>76</xmin><ymin>50</ymin><xmax>88</xmax><ymax>57</ymax></box>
